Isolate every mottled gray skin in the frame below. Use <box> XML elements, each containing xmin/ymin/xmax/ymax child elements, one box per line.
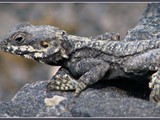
<box><xmin>124</xmin><ymin>3</ymin><xmax>160</xmax><ymax>42</ymax></box>
<box><xmin>0</xmin><ymin>22</ymin><xmax>160</xmax><ymax>102</ymax></box>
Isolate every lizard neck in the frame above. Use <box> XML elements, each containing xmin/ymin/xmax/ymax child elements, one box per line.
<box><xmin>66</xmin><ymin>35</ymin><xmax>105</xmax><ymax>53</ymax></box>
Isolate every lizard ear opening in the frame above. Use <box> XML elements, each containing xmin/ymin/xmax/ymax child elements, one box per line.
<box><xmin>40</xmin><ymin>41</ymin><xmax>50</xmax><ymax>48</ymax></box>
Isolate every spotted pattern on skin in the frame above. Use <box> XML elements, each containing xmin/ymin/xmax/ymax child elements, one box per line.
<box><xmin>2</xmin><ymin>22</ymin><xmax>160</xmax><ymax>103</ymax></box>
<box><xmin>9</xmin><ymin>45</ymin><xmax>47</xmax><ymax>52</ymax></box>
<box><xmin>34</xmin><ymin>53</ymin><xmax>44</xmax><ymax>58</ymax></box>
<box><xmin>23</xmin><ymin>55</ymin><xmax>32</xmax><ymax>59</ymax></box>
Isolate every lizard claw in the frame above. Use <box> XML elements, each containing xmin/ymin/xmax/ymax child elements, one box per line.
<box><xmin>74</xmin><ymin>82</ymin><xmax>87</xmax><ymax>96</ymax></box>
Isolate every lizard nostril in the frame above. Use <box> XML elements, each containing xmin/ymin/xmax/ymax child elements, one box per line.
<box><xmin>2</xmin><ymin>40</ymin><xmax>8</xmax><ymax>45</ymax></box>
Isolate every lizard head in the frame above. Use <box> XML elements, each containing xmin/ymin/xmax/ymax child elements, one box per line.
<box><xmin>0</xmin><ymin>22</ymin><xmax>69</xmax><ymax>64</ymax></box>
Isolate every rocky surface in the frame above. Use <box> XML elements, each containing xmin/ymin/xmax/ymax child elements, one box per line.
<box><xmin>124</xmin><ymin>3</ymin><xmax>160</xmax><ymax>41</ymax></box>
<box><xmin>1</xmin><ymin>3</ymin><xmax>160</xmax><ymax>117</ymax></box>
<box><xmin>0</xmin><ymin>79</ymin><xmax>160</xmax><ymax>117</ymax></box>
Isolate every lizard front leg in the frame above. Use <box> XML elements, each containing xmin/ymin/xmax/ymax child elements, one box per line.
<box><xmin>73</xmin><ymin>60</ymin><xmax>110</xmax><ymax>96</ymax></box>
<box><xmin>47</xmin><ymin>59</ymin><xmax>110</xmax><ymax>96</ymax></box>
<box><xmin>149</xmin><ymin>69</ymin><xmax>160</xmax><ymax>102</ymax></box>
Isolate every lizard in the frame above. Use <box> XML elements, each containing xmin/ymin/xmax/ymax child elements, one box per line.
<box><xmin>0</xmin><ymin>22</ymin><xmax>160</xmax><ymax>103</ymax></box>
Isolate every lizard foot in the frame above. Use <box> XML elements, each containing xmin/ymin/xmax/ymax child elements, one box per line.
<box><xmin>47</xmin><ymin>74</ymin><xmax>78</xmax><ymax>91</ymax></box>
<box><xmin>149</xmin><ymin>71</ymin><xmax>160</xmax><ymax>102</ymax></box>
<box><xmin>47</xmin><ymin>74</ymin><xmax>87</xmax><ymax>97</ymax></box>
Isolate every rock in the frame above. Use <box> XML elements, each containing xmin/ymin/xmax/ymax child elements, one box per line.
<box><xmin>124</xmin><ymin>3</ymin><xmax>160</xmax><ymax>41</ymax></box>
<box><xmin>0</xmin><ymin>78</ymin><xmax>160</xmax><ymax>117</ymax></box>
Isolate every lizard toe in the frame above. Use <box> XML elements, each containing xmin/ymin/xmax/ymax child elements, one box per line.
<box><xmin>74</xmin><ymin>82</ymin><xmax>87</xmax><ymax>96</ymax></box>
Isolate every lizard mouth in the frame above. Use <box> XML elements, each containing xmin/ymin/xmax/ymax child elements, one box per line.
<box><xmin>7</xmin><ymin>48</ymin><xmax>32</xmax><ymax>57</ymax></box>
<box><xmin>0</xmin><ymin>43</ymin><xmax>33</xmax><ymax>58</ymax></box>
<box><xmin>0</xmin><ymin>40</ymin><xmax>46</xmax><ymax>59</ymax></box>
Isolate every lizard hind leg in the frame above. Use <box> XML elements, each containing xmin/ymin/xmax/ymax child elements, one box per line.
<box><xmin>47</xmin><ymin>73</ymin><xmax>78</xmax><ymax>91</ymax></box>
<box><xmin>149</xmin><ymin>69</ymin><xmax>160</xmax><ymax>102</ymax></box>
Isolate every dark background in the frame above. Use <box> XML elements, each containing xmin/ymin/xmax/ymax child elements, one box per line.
<box><xmin>0</xmin><ymin>3</ymin><xmax>147</xmax><ymax>102</ymax></box>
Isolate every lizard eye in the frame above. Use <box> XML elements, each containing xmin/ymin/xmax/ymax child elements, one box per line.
<box><xmin>13</xmin><ymin>33</ymin><xmax>26</xmax><ymax>44</ymax></box>
<box><xmin>40</xmin><ymin>41</ymin><xmax>50</xmax><ymax>48</ymax></box>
